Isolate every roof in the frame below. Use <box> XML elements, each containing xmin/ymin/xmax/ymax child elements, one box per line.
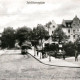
<box><xmin>57</xmin><ymin>24</ymin><xmax>63</xmax><ymax>27</ymax></box>
<box><xmin>61</xmin><ymin>20</ymin><xmax>73</xmax><ymax>28</ymax></box>
<box><xmin>61</xmin><ymin>16</ymin><xmax>80</xmax><ymax>28</ymax></box>
<box><xmin>21</xmin><ymin>41</ymin><xmax>32</xmax><ymax>49</ymax></box>
<box><xmin>64</xmin><ymin>20</ymin><xmax>73</xmax><ymax>24</ymax></box>
<box><xmin>57</xmin><ymin>24</ymin><xmax>65</xmax><ymax>28</ymax></box>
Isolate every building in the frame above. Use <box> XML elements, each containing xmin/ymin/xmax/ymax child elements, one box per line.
<box><xmin>45</xmin><ymin>20</ymin><xmax>58</xmax><ymax>35</ymax></box>
<box><xmin>43</xmin><ymin>20</ymin><xmax>58</xmax><ymax>45</ymax></box>
<box><xmin>59</xmin><ymin>15</ymin><xmax>80</xmax><ymax>42</ymax></box>
<box><xmin>41</xmin><ymin>20</ymin><xmax>59</xmax><ymax>52</ymax></box>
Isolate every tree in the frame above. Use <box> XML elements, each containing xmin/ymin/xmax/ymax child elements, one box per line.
<box><xmin>74</xmin><ymin>37</ymin><xmax>80</xmax><ymax>52</ymax></box>
<box><xmin>15</xmin><ymin>26</ymin><xmax>32</xmax><ymax>46</ymax></box>
<box><xmin>63</xmin><ymin>41</ymin><xmax>75</xmax><ymax>56</ymax></box>
<box><xmin>1</xmin><ymin>27</ymin><xmax>15</xmax><ymax>48</ymax></box>
<box><xmin>32</xmin><ymin>24</ymin><xmax>49</xmax><ymax>45</ymax></box>
<box><xmin>37</xmin><ymin>24</ymin><xmax>49</xmax><ymax>42</ymax></box>
<box><xmin>52</xmin><ymin>27</ymin><xmax>68</xmax><ymax>43</ymax></box>
<box><xmin>31</xmin><ymin>24</ymin><xmax>49</xmax><ymax>57</ymax></box>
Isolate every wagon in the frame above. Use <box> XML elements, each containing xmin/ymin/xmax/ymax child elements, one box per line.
<box><xmin>21</xmin><ymin>41</ymin><xmax>32</xmax><ymax>55</ymax></box>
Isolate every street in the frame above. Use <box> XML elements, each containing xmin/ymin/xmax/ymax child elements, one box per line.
<box><xmin>0</xmin><ymin>51</ymin><xmax>80</xmax><ymax>80</ymax></box>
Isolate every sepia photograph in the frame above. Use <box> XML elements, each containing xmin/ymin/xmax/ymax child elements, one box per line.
<box><xmin>0</xmin><ymin>0</ymin><xmax>80</xmax><ymax>80</ymax></box>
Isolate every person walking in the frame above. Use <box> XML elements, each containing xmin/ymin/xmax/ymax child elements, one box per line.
<box><xmin>63</xmin><ymin>50</ymin><xmax>66</xmax><ymax>60</ymax></box>
<box><xmin>75</xmin><ymin>50</ymin><xmax>78</xmax><ymax>61</ymax></box>
<box><xmin>55</xmin><ymin>50</ymin><xmax>57</xmax><ymax>58</ymax></box>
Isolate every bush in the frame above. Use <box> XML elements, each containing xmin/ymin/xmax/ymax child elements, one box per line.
<box><xmin>63</xmin><ymin>42</ymin><xmax>75</xmax><ymax>57</ymax></box>
<box><xmin>44</xmin><ymin>43</ymin><xmax>58</xmax><ymax>51</ymax></box>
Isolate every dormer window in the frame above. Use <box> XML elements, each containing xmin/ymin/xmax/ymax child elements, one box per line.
<box><xmin>53</xmin><ymin>26</ymin><xmax>55</xmax><ymax>28</ymax></box>
<box><xmin>73</xmin><ymin>35</ymin><xmax>75</xmax><ymax>39</ymax></box>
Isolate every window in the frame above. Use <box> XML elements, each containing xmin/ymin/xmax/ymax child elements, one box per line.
<box><xmin>53</xmin><ymin>26</ymin><xmax>55</xmax><ymax>28</ymax></box>
<box><xmin>73</xmin><ymin>35</ymin><xmax>75</xmax><ymax>39</ymax></box>
<box><xmin>52</xmin><ymin>31</ymin><xmax>53</xmax><ymax>34</ymax></box>
<box><xmin>68</xmin><ymin>29</ymin><xmax>70</xmax><ymax>33</ymax></box>
<box><xmin>77</xmin><ymin>29</ymin><xmax>79</xmax><ymax>31</ymax></box>
<box><xmin>78</xmin><ymin>35</ymin><xmax>79</xmax><ymax>37</ymax></box>
<box><xmin>73</xmin><ymin>30</ymin><xmax>75</xmax><ymax>33</ymax></box>
<box><xmin>68</xmin><ymin>35</ymin><xmax>70</xmax><ymax>38</ymax></box>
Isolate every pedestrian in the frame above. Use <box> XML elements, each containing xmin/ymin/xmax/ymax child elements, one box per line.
<box><xmin>75</xmin><ymin>50</ymin><xmax>78</xmax><ymax>61</ymax></box>
<box><xmin>63</xmin><ymin>50</ymin><xmax>66</xmax><ymax>60</ymax></box>
<box><xmin>55</xmin><ymin>50</ymin><xmax>57</xmax><ymax>58</ymax></box>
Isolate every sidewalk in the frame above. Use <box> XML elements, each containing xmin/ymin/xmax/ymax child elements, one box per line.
<box><xmin>28</xmin><ymin>49</ymin><xmax>80</xmax><ymax>68</ymax></box>
<box><xmin>0</xmin><ymin>49</ymin><xmax>80</xmax><ymax>68</ymax></box>
<box><xmin>0</xmin><ymin>50</ymin><xmax>5</xmax><ymax>56</ymax></box>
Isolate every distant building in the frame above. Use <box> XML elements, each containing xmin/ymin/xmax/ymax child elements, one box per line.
<box><xmin>58</xmin><ymin>15</ymin><xmax>80</xmax><ymax>42</ymax></box>
<box><xmin>43</xmin><ymin>20</ymin><xmax>58</xmax><ymax>46</ymax></box>
<box><xmin>45</xmin><ymin>20</ymin><xmax>58</xmax><ymax>35</ymax></box>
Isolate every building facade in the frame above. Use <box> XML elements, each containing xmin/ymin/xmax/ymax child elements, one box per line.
<box><xmin>45</xmin><ymin>20</ymin><xmax>58</xmax><ymax>35</ymax></box>
<box><xmin>59</xmin><ymin>16</ymin><xmax>80</xmax><ymax>42</ymax></box>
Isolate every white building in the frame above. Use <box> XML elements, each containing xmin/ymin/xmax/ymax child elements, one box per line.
<box><xmin>45</xmin><ymin>20</ymin><xmax>58</xmax><ymax>35</ymax></box>
<box><xmin>58</xmin><ymin>16</ymin><xmax>80</xmax><ymax>42</ymax></box>
<box><xmin>43</xmin><ymin>20</ymin><xmax>58</xmax><ymax>46</ymax></box>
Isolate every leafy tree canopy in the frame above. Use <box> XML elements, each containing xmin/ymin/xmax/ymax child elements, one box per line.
<box><xmin>15</xmin><ymin>26</ymin><xmax>32</xmax><ymax>46</ymax></box>
<box><xmin>32</xmin><ymin>24</ymin><xmax>49</xmax><ymax>41</ymax></box>
<box><xmin>52</xmin><ymin>27</ymin><xmax>68</xmax><ymax>42</ymax></box>
<box><xmin>1</xmin><ymin>27</ymin><xmax>15</xmax><ymax>48</ymax></box>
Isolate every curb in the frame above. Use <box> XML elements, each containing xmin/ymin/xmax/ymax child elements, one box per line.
<box><xmin>29</xmin><ymin>53</ymin><xmax>80</xmax><ymax>68</ymax></box>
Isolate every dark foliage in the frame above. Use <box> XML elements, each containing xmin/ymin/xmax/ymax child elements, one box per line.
<box><xmin>31</xmin><ymin>24</ymin><xmax>49</xmax><ymax>46</ymax></box>
<box><xmin>63</xmin><ymin>42</ymin><xmax>75</xmax><ymax>56</ymax></box>
<box><xmin>1</xmin><ymin>27</ymin><xmax>15</xmax><ymax>49</ymax></box>
<box><xmin>15</xmin><ymin>26</ymin><xmax>32</xmax><ymax>46</ymax></box>
<box><xmin>74</xmin><ymin>37</ymin><xmax>80</xmax><ymax>52</ymax></box>
<box><xmin>52</xmin><ymin>27</ymin><xmax>68</xmax><ymax>42</ymax></box>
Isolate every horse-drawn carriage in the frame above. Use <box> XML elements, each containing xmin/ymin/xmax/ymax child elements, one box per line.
<box><xmin>21</xmin><ymin>41</ymin><xmax>32</xmax><ymax>55</ymax></box>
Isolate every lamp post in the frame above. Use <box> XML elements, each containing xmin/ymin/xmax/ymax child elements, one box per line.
<box><xmin>48</xmin><ymin>35</ymin><xmax>52</xmax><ymax>62</ymax></box>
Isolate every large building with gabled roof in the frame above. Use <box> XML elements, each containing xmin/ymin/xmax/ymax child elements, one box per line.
<box><xmin>59</xmin><ymin>15</ymin><xmax>80</xmax><ymax>42</ymax></box>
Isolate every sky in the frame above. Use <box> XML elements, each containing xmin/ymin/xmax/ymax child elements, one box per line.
<box><xmin>0</xmin><ymin>0</ymin><xmax>80</xmax><ymax>32</ymax></box>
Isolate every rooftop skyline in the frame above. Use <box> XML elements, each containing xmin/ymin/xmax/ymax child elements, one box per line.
<box><xmin>0</xmin><ymin>0</ymin><xmax>80</xmax><ymax>32</ymax></box>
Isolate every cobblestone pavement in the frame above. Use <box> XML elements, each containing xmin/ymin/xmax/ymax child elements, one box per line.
<box><xmin>0</xmin><ymin>52</ymin><xmax>80</xmax><ymax>80</ymax></box>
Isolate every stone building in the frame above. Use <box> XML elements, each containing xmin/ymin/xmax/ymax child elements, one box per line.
<box><xmin>59</xmin><ymin>16</ymin><xmax>80</xmax><ymax>42</ymax></box>
<box><xmin>45</xmin><ymin>20</ymin><xmax>58</xmax><ymax>35</ymax></box>
<box><xmin>43</xmin><ymin>20</ymin><xmax>58</xmax><ymax>45</ymax></box>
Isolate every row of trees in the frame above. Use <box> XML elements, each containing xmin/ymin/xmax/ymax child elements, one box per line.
<box><xmin>1</xmin><ymin>24</ymin><xmax>49</xmax><ymax>49</ymax></box>
<box><xmin>1</xmin><ymin>23</ymin><xmax>80</xmax><ymax>57</ymax></box>
<box><xmin>1</xmin><ymin>24</ymin><xmax>68</xmax><ymax>49</ymax></box>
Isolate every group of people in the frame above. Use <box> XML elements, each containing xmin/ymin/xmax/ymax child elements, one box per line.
<box><xmin>55</xmin><ymin>49</ymin><xmax>79</xmax><ymax>61</ymax></box>
<box><xmin>54</xmin><ymin>49</ymin><xmax>66</xmax><ymax>60</ymax></box>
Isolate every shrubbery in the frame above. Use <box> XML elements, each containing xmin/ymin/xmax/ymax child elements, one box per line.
<box><xmin>44</xmin><ymin>41</ymin><xmax>77</xmax><ymax>57</ymax></box>
<box><xmin>63</xmin><ymin>42</ymin><xmax>75</xmax><ymax>57</ymax></box>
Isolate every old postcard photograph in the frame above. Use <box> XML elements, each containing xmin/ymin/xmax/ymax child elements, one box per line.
<box><xmin>0</xmin><ymin>0</ymin><xmax>80</xmax><ymax>80</ymax></box>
